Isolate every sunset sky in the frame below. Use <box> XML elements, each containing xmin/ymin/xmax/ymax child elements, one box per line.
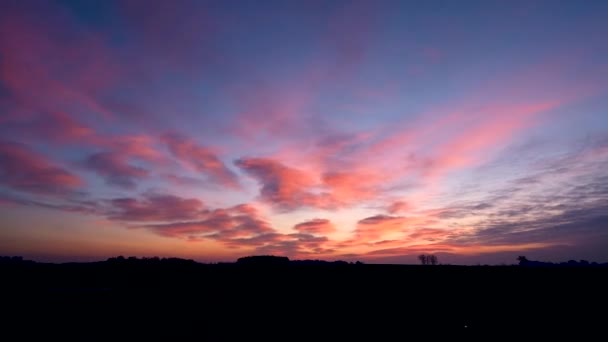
<box><xmin>1</xmin><ymin>0</ymin><xmax>607</xmax><ymax>264</ymax></box>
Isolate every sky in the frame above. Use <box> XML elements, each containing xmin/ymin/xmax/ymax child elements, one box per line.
<box><xmin>1</xmin><ymin>0</ymin><xmax>607</xmax><ymax>264</ymax></box>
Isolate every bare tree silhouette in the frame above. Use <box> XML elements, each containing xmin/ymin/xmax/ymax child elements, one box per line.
<box><xmin>418</xmin><ymin>254</ymin><xmax>438</xmax><ymax>265</ymax></box>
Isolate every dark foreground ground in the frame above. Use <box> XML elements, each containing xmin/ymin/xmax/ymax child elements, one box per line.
<box><xmin>2</xmin><ymin>261</ymin><xmax>607</xmax><ymax>340</ymax></box>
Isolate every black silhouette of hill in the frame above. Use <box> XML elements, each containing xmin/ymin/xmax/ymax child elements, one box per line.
<box><xmin>2</xmin><ymin>255</ymin><xmax>607</xmax><ymax>340</ymax></box>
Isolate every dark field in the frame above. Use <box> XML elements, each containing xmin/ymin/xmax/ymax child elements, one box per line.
<box><xmin>2</xmin><ymin>261</ymin><xmax>607</xmax><ymax>340</ymax></box>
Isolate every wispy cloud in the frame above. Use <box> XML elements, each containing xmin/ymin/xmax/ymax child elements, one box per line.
<box><xmin>293</xmin><ymin>218</ymin><xmax>336</xmax><ymax>235</ymax></box>
<box><xmin>138</xmin><ymin>203</ymin><xmax>274</xmax><ymax>242</ymax></box>
<box><xmin>0</xmin><ymin>141</ymin><xmax>82</xmax><ymax>195</ymax></box>
<box><xmin>84</xmin><ymin>152</ymin><xmax>149</xmax><ymax>189</ymax></box>
<box><xmin>162</xmin><ymin>133</ymin><xmax>240</xmax><ymax>188</ymax></box>
<box><xmin>106</xmin><ymin>193</ymin><xmax>205</xmax><ymax>222</ymax></box>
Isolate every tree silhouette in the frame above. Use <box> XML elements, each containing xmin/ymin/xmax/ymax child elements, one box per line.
<box><xmin>237</xmin><ymin>255</ymin><xmax>289</xmax><ymax>265</ymax></box>
<box><xmin>418</xmin><ymin>254</ymin><xmax>438</xmax><ymax>265</ymax></box>
<box><xmin>517</xmin><ymin>256</ymin><xmax>529</xmax><ymax>265</ymax></box>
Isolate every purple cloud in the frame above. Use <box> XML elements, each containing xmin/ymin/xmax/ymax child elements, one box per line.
<box><xmin>84</xmin><ymin>151</ymin><xmax>148</xmax><ymax>189</ymax></box>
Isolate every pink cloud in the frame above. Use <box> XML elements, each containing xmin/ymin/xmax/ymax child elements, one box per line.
<box><xmin>162</xmin><ymin>133</ymin><xmax>239</xmax><ymax>188</ymax></box>
<box><xmin>236</xmin><ymin>157</ymin><xmax>389</xmax><ymax>211</ymax></box>
<box><xmin>3</xmin><ymin>111</ymin><xmax>169</xmax><ymax>191</ymax></box>
<box><xmin>0</xmin><ymin>106</ymin><xmax>167</xmax><ymax>164</ymax></box>
<box><xmin>0</xmin><ymin>141</ymin><xmax>83</xmax><ymax>195</ymax></box>
<box><xmin>293</xmin><ymin>218</ymin><xmax>336</xmax><ymax>235</ymax></box>
<box><xmin>310</xmin><ymin>99</ymin><xmax>564</xmax><ymax>212</ymax></box>
<box><xmin>235</xmin><ymin>157</ymin><xmax>326</xmax><ymax>210</ymax></box>
<box><xmin>387</xmin><ymin>201</ymin><xmax>410</xmax><ymax>214</ymax></box>
<box><xmin>109</xmin><ymin>135</ymin><xmax>164</xmax><ymax>163</ymax></box>
<box><xmin>230</xmin><ymin>94</ymin><xmax>568</xmax><ymax>216</ymax></box>
<box><xmin>0</xmin><ymin>6</ymin><xmax>119</xmax><ymax>119</ymax></box>
<box><xmin>426</xmin><ymin>101</ymin><xmax>561</xmax><ymax>178</ymax></box>
<box><xmin>0</xmin><ymin>2</ymin><xmax>221</xmax><ymax>138</ymax></box>
<box><xmin>321</xmin><ymin>171</ymin><xmax>380</xmax><ymax>204</ymax></box>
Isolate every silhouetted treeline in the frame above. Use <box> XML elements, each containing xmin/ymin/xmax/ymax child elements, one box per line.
<box><xmin>4</xmin><ymin>254</ymin><xmax>608</xmax><ymax>267</ymax></box>
<box><xmin>236</xmin><ymin>255</ymin><xmax>355</xmax><ymax>265</ymax></box>
<box><xmin>0</xmin><ymin>256</ymin><xmax>35</xmax><ymax>265</ymax></box>
<box><xmin>517</xmin><ymin>256</ymin><xmax>608</xmax><ymax>267</ymax></box>
<box><xmin>106</xmin><ymin>255</ymin><xmax>198</xmax><ymax>266</ymax></box>
<box><xmin>236</xmin><ymin>255</ymin><xmax>290</xmax><ymax>265</ymax></box>
<box><xmin>0</xmin><ymin>254</ymin><xmax>363</xmax><ymax>267</ymax></box>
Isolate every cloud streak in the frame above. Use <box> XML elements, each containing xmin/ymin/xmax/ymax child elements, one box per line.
<box><xmin>163</xmin><ymin>133</ymin><xmax>239</xmax><ymax>188</ymax></box>
<box><xmin>84</xmin><ymin>152</ymin><xmax>149</xmax><ymax>189</ymax></box>
<box><xmin>138</xmin><ymin>203</ymin><xmax>274</xmax><ymax>242</ymax></box>
<box><xmin>107</xmin><ymin>194</ymin><xmax>205</xmax><ymax>222</ymax></box>
<box><xmin>0</xmin><ymin>141</ymin><xmax>82</xmax><ymax>195</ymax></box>
<box><xmin>293</xmin><ymin>219</ymin><xmax>336</xmax><ymax>235</ymax></box>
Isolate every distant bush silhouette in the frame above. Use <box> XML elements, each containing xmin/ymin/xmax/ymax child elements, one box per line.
<box><xmin>105</xmin><ymin>256</ymin><xmax>197</xmax><ymax>266</ymax></box>
<box><xmin>0</xmin><ymin>256</ymin><xmax>35</xmax><ymax>265</ymax></box>
<box><xmin>517</xmin><ymin>256</ymin><xmax>529</xmax><ymax>265</ymax></box>
<box><xmin>237</xmin><ymin>255</ymin><xmax>290</xmax><ymax>265</ymax></box>
<box><xmin>516</xmin><ymin>256</ymin><xmax>604</xmax><ymax>267</ymax></box>
<box><xmin>418</xmin><ymin>254</ymin><xmax>438</xmax><ymax>265</ymax></box>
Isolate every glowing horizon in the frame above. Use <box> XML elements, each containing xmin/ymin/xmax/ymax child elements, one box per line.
<box><xmin>1</xmin><ymin>0</ymin><xmax>608</xmax><ymax>264</ymax></box>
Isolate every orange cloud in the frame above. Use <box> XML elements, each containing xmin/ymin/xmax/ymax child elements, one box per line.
<box><xmin>354</xmin><ymin>215</ymin><xmax>409</xmax><ymax>242</ymax></box>
<box><xmin>321</xmin><ymin>171</ymin><xmax>380</xmax><ymax>204</ymax></box>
